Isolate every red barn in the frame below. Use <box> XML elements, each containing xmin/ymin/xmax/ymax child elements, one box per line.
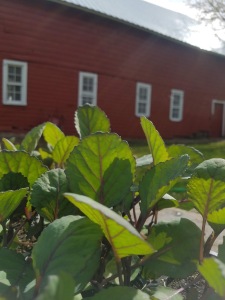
<box><xmin>1</xmin><ymin>0</ymin><xmax>225</xmax><ymax>139</ymax></box>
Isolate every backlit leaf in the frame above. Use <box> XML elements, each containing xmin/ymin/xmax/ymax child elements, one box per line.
<box><xmin>208</xmin><ymin>208</ymin><xmax>225</xmax><ymax>234</ymax></box>
<box><xmin>66</xmin><ymin>133</ymin><xmax>135</xmax><ymax>207</ymax></box>
<box><xmin>198</xmin><ymin>258</ymin><xmax>225</xmax><ymax>298</ymax></box>
<box><xmin>140</xmin><ymin>155</ymin><xmax>189</xmax><ymax>213</ymax></box>
<box><xmin>187</xmin><ymin>159</ymin><xmax>225</xmax><ymax>217</ymax></box>
<box><xmin>52</xmin><ymin>136</ymin><xmax>79</xmax><ymax>165</ymax></box>
<box><xmin>65</xmin><ymin>193</ymin><xmax>154</xmax><ymax>259</ymax></box>
<box><xmin>0</xmin><ymin>188</ymin><xmax>28</xmax><ymax>222</ymax></box>
<box><xmin>0</xmin><ymin>151</ymin><xmax>48</xmax><ymax>186</ymax></box>
<box><xmin>20</xmin><ymin>123</ymin><xmax>46</xmax><ymax>153</ymax></box>
<box><xmin>32</xmin><ymin>216</ymin><xmax>102</xmax><ymax>293</ymax></box>
<box><xmin>75</xmin><ymin>105</ymin><xmax>110</xmax><ymax>138</ymax></box>
<box><xmin>1</xmin><ymin>138</ymin><xmax>17</xmax><ymax>151</ymax></box>
<box><xmin>143</xmin><ymin>219</ymin><xmax>201</xmax><ymax>278</ymax></box>
<box><xmin>31</xmin><ymin>169</ymin><xmax>77</xmax><ymax>222</ymax></box>
<box><xmin>85</xmin><ymin>286</ymin><xmax>150</xmax><ymax>300</ymax></box>
<box><xmin>140</xmin><ymin>117</ymin><xmax>169</xmax><ymax>165</ymax></box>
<box><xmin>43</xmin><ymin>122</ymin><xmax>65</xmax><ymax>148</ymax></box>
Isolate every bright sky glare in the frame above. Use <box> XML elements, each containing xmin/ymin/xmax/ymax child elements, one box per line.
<box><xmin>143</xmin><ymin>0</ymin><xmax>222</xmax><ymax>51</ymax></box>
<box><xmin>143</xmin><ymin>0</ymin><xmax>197</xmax><ymax>18</ymax></box>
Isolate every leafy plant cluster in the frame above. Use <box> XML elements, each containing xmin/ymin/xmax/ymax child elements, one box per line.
<box><xmin>1</xmin><ymin>105</ymin><xmax>225</xmax><ymax>299</ymax></box>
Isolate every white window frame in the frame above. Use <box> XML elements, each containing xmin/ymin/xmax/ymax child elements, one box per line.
<box><xmin>135</xmin><ymin>82</ymin><xmax>151</xmax><ymax>117</ymax></box>
<box><xmin>169</xmin><ymin>89</ymin><xmax>184</xmax><ymax>122</ymax></box>
<box><xmin>78</xmin><ymin>72</ymin><xmax>98</xmax><ymax>106</ymax></box>
<box><xmin>2</xmin><ymin>59</ymin><xmax>28</xmax><ymax>106</ymax></box>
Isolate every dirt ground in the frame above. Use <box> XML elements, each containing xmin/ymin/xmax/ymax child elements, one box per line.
<box><xmin>157</xmin><ymin>207</ymin><xmax>223</xmax><ymax>253</ymax></box>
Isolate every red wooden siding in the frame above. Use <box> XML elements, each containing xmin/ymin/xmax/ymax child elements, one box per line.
<box><xmin>1</xmin><ymin>0</ymin><xmax>225</xmax><ymax>138</ymax></box>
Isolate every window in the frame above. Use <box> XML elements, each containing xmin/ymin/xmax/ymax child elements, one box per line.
<box><xmin>169</xmin><ymin>89</ymin><xmax>184</xmax><ymax>121</ymax></box>
<box><xmin>135</xmin><ymin>82</ymin><xmax>151</xmax><ymax>117</ymax></box>
<box><xmin>2</xmin><ymin>60</ymin><xmax>28</xmax><ymax>106</ymax></box>
<box><xmin>78</xmin><ymin>72</ymin><xmax>98</xmax><ymax>106</ymax></box>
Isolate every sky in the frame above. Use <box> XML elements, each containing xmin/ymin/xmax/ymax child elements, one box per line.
<box><xmin>143</xmin><ymin>0</ymin><xmax>197</xmax><ymax>18</ymax></box>
<box><xmin>143</xmin><ymin>0</ymin><xmax>223</xmax><ymax>51</ymax></box>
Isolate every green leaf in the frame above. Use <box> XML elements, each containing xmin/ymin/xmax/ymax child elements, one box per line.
<box><xmin>140</xmin><ymin>155</ymin><xmax>189</xmax><ymax>213</ymax></box>
<box><xmin>0</xmin><ymin>151</ymin><xmax>48</xmax><ymax>186</ymax></box>
<box><xmin>140</xmin><ymin>117</ymin><xmax>169</xmax><ymax>165</ymax></box>
<box><xmin>66</xmin><ymin>133</ymin><xmax>135</xmax><ymax>207</ymax></box>
<box><xmin>30</xmin><ymin>169</ymin><xmax>77</xmax><ymax>222</ymax></box>
<box><xmin>20</xmin><ymin>123</ymin><xmax>46</xmax><ymax>153</ymax></box>
<box><xmin>150</xmin><ymin>286</ymin><xmax>183</xmax><ymax>300</ymax></box>
<box><xmin>43</xmin><ymin>122</ymin><xmax>65</xmax><ymax>148</ymax></box>
<box><xmin>143</xmin><ymin>219</ymin><xmax>201</xmax><ymax>278</ymax></box>
<box><xmin>52</xmin><ymin>136</ymin><xmax>79</xmax><ymax>165</ymax></box>
<box><xmin>0</xmin><ymin>172</ymin><xmax>29</xmax><ymax>192</ymax></box>
<box><xmin>167</xmin><ymin>145</ymin><xmax>204</xmax><ymax>177</ymax></box>
<box><xmin>32</xmin><ymin>215</ymin><xmax>102</xmax><ymax>293</ymax></box>
<box><xmin>85</xmin><ymin>286</ymin><xmax>150</xmax><ymax>300</ymax></box>
<box><xmin>207</xmin><ymin>208</ymin><xmax>225</xmax><ymax>234</ymax></box>
<box><xmin>157</xmin><ymin>195</ymin><xmax>178</xmax><ymax>210</ymax></box>
<box><xmin>65</xmin><ymin>193</ymin><xmax>154</xmax><ymax>259</ymax></box>
<box><xmin>198</xmin><ymin>258</ymin><xmax>225</xmax><ymax>298</ymax></box>
<box><xmin>35</xmin><ymin>272</ymin><xmax>74</xmax><ymax>300</ymax></box>
<box><xmin>75</xmin><ymin>105</ymin><xmax>110</xmax><ymax>138</ymax></box>
<box><xmin>0</xmin><ymin>188</ymin><xmax>28</xmax><ymax>222</ymax></box>
<box><xmin>1</xmin><ymin>138</ymin><xmax>17</xmax><ymax>151</ymax></box>
<box><xmin>187</xmin><ymin>159</ymin><xmax>225</xmax><ymax>216</ymax></box>
<box><xmin>0</xmin><ymin>248</ymin><xmax>35</xmax><ymax>297</ymax></box>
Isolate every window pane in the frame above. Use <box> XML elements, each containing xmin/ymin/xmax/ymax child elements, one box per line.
<box><xmin>8</xmin><ymin>66</ymin><xmax>22</xmax><ymax>83</ymax></box>
<box><xmin>7</xmin><ymin>85</ymin><xmax>21</xmax><ymax>101</ymax></box>
<box><xmin>172</xmin><ymin>108</ymin><xmax>180</xmax><ymax>118</ymax></box>
<box><xmin>83</xmin><ymin>77</ymin><xmax>94</xmax><ymax>92</ymax></box>
<box><xmin>173</xmin><ymin>95</ymin><xmax>180</xmax><ymax>106</ymax></box>
<box><xmin>139</xmin><ymin>87</ymin><xmax>147</xmax><ymax>101</ymax></box>
<box><xmin>138</xmin><ymin>102</ymin><xmax>147</xmax><ymax>114</ymax></box>
<box><xmin>82</xmin><ymin>96</ymin><xmax>93</xmax><ymax>105</ymax></box>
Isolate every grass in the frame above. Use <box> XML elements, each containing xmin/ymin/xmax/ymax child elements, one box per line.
<box><xmin>129</xmin><ymin>139</ymin><xmax>225</xmax><ymax>160</ymax></box>
<box><xmin>190</xmin><ymin>140</ymin><xmax>225</xmax><ymax>160</ymax></box>
<box><xmin>129</xmin><ymin>139</ymin><xmax>225</xmax><ymax>196</ymax></box>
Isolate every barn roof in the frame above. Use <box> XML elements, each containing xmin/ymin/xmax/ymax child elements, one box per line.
<box><xmin>49</xmin><ymin>0</ymin><xmax>224</xmax><ymax>56</ymax></box>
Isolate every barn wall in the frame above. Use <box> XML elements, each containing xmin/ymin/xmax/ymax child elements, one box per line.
<box><xmin>1</xmin><ymin>0</ymin><xmax>225</xmax><ymax>138</ymax></box>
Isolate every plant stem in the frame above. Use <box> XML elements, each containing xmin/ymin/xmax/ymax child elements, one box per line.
<box><xmin>136</xmin><ymin>209</ymin><xmax>151</xmax><ymax>232</ymax></box>
<box><xmin>199</xmin><ymin>179</ymin><xmax>213</xmax><ymax>264</ymax></box>
<box><xmin>199</xmin><ymin>215</ymin><xmax>207</xmax><ymax>264</ymax></box>
<box><xmin>122</xmin><ymin>257</ymin><xmax>131</xmax><ymax>286</ymax></box>
<box><xmin>204</xmin><ymin>230</ymin><xmax>219</xmax><ymax>257</ymax></box>
<box><xmin>101</xmin><ymin>246</ymin><xmax>171</xmax><ymax>287</ymax></box>
<box><xmin>132</xmin><ymin>205</ymin><xmax>137</xmax><ymax>226</ymax></box>
<box><xmin>116</xmin><ymin>259</ymin><xmax>124</xmax><ymax>286</ymax></box>
<box><xmin>2</xmin><ymin>221</ymin><xmax>7</xmax><ymax>247</ymax></box>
